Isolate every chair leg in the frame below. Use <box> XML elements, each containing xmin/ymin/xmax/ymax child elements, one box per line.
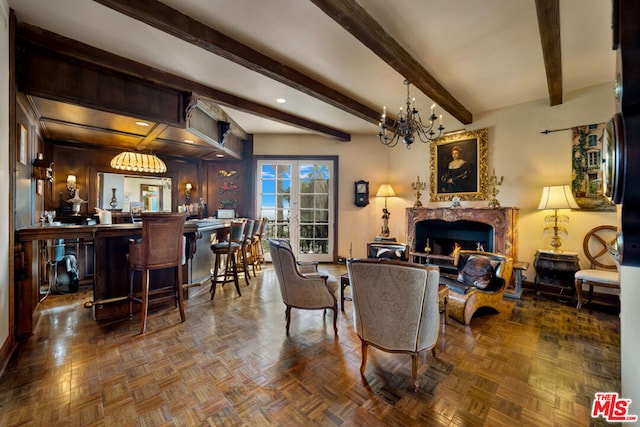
<box><xmin>176</xmin><ymin>266</ymin><xmax>185</xmax><ymax>323</ymax></box>
<box><xmin>231</xmin><ymin>255</ymin><xmax>242</xmax><ymax>297</ymax></box>
<box><xmin>285</xmin><ymin>305</ymin><xmax>292</xmax><ymax>334</ymax></box>
<box><xmin>360</xmin><ymin>341</ymin><xmax>368</xmax><ymax>376</ymax></box>
<box><xmin>140</xmin><ymin>270</ymin><xmax>150</xmax><ymax>334</ymax></box>
<box><xmin>411</xmin><ymin>353</ymin><xmax>419</xmax><ymax>392</ymax></box>
<box><xmin>575</xmin><ymin>278</ymin><xmax>584</xmax><ymax>310</ymax></box>
<box><xmin>332</xmin><ymin>304</ymin><xmax>338</xmax><ymax>336</ymax></box>
<box><xmin>128</xmin><ymin>267</ymin><xmax>134</xmax><ymax>319</ymax></box>
<box><xmin>240</xmin><ymin>249</ymin><xmax>250</xmax><ymax>286</ymax></box>
<box><xmin>210</xmin><ymin>253</ymin><xmax>221</xmax><ymax>300</ymax></box>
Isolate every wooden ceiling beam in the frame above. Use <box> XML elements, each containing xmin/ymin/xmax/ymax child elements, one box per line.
<box><xmin>18</xmin><ymin>23</ymin><xmax>350</xmax><ymax>142</ymax></box>
<box><xmin>93</xmin><ymin>0</ymin><xmax>382</xmax><ymax>136</ymax></box>
<box><xmin>535</xmin><ymin>0</ymin><xmax>563</xmax><ymax>106</ymax></box>
<box><xmin>310</xmin><ymin>0</ymin><xmax>472</xmax><ymax>125</ymax></box>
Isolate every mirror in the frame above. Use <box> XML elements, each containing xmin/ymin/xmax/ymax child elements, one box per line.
<box><xmin>97</xmin><ymin>172</ymin><xmax>172</xmax><ymax>212</ymax></box>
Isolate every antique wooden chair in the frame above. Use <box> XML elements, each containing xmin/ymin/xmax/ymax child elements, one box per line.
<box><xmin>574</xmin><ymin>225</ymin><xmax>619</xmax><ymax>310</ymax></box>
<box><xmin>128</xmin><ymin>212</ymin><xmax>188</xmax><ymax>334</ymax></box>
<box><xmin>439</xmin><ymin>250</ymin><xmax>513</xmax><ymax>325</ymax></box>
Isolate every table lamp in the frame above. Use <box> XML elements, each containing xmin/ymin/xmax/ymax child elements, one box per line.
<box><xmin>537</xmin><ymin>185</ymin><xmax>579</xmax><ymax>251</ymax></box>
<box><xmin>376</xmin><ymin>184</ymin><xmax>396</xmax><ymax>237</ymax></box>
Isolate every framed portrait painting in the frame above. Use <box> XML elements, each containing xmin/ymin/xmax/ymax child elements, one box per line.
<box><xmin>430</xmin><ymin>128</ymin><xmax>488</xmax><ymax>202</ymax></box>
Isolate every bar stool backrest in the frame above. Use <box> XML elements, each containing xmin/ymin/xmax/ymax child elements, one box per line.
<box><xmin>139</xmin><ymin>213</ymin><xmax>187</xmax><ymax>269</ymax></box>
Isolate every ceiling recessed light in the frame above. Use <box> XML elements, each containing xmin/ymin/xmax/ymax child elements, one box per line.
<box><xmin>183</xmin><ymin>139</ymin><xmax>194</xmax><ymax>143</ymax></box>
<box><xmin>135</xmin><ymin>121</ymin><xmax>149</xmax><ymax>127</ymax></box>
<box><xmin>276</xmin><ymin>98</ymin><xmax>286</xmax><ymax>104</ymax></box>
<box><xmin>216</xmin><ymin>154</ymin><xmax>224</xmax><ymax>158</ymax></box>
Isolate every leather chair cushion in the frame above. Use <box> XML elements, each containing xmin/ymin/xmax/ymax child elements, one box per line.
<box><xmin>456</xmin><ymin>255</ymin><xmax>501</xmax><ymax>291</ymax></box>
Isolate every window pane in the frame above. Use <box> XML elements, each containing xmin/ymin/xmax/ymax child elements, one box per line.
<box><xmin>300</xmin><ymin>209</ymin><xmax>314</xmax><ymax>222</ymax></box>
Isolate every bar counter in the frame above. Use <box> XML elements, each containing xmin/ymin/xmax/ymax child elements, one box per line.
<box><xmin>16</xmin><ymin>219</ymin><xmax>227</xmax><ymax>336</ymax></box>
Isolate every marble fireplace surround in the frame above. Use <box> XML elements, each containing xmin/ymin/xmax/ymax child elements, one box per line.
<box><xmin>406</xmin><ymin>207</ymin><xmax>519</xmax><ymax>261</ymax></box>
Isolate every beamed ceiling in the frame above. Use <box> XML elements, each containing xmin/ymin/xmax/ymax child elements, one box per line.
<box><xmin>9</xmin><ymin>0</ymin><xmax>615</xmax><ymax>159</ymax></box>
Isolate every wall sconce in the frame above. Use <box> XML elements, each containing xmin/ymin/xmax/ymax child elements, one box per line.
<box><xmin>66</xmin><ymin>175</ymin><xmax>77</xmax><ymax>197</ymax></box>
<box><xmin>185</xmin><ymin>182</ymin><xmax>193</xmax><ymax>203</ymax></box>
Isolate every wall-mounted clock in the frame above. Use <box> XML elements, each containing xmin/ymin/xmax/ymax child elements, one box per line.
<box><xmin>354</xmin><ymin>180</ymin><xmax>369</xmax><ymax>207</ymax></box>
<box><xmin>602</xmin><ymin>112</ymin><xmax>625</xmax><ymax>205</ymax></box>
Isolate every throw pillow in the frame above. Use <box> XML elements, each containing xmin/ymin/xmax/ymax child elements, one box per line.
<box><xmin>376</xmin><ymin>248</ymin><xmax>395</xmax><ymax>258</ymax></box>
<box><xmin>457</xmin><ymin>255</ymin><xmax>499</xmax><ymax>289</ymax></box>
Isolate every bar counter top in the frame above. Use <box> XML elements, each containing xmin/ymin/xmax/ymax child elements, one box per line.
<box><xmin>16</xmin><ymin>217</ymin><xmax>227</xmax><ymax>241</ymax></box>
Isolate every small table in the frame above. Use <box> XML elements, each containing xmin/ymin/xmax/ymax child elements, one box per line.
<box><xmin>340</xmin><ymin>273</ymin><xmax>350</xmax><ymax>311</ymax></box>
<box><xmin>438</xmin><ymin>284</ymin><xmax>449</xmax><ymax>324</ymax></box>
<box><xmin>534</xmin><ymin>250</ymin><xmax>580</xmax><ymax>299</ymax></box>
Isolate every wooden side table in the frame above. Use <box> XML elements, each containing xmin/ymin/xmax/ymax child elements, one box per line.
<box><xmin>534</xmin><ymin>250</ymin><xmax>580</xmax><ymax>299</ymax></box>
<box><xmin>438</xmin><ymin>284</ymin><xmax>449</xmax><ymax>324</ymax></box>
<box><xmin>340</xmin><ymin>273</ymin><xmax>350</xmax><ymax>311</ymax></box>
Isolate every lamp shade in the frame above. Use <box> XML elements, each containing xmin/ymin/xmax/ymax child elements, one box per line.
<box><xmin>375</xmin><ymin>184</ymin><xmax>396</xmax><ymax>198</ymax></box>
<box><xmin>110</xmin><ymin>152</ymin><xmax>167</xmax><ymax>174</ymax></box>
<box><xmin>537</xmin><ymin>185</ymin><xmax>579</xmax><ymax>210</ymax></box>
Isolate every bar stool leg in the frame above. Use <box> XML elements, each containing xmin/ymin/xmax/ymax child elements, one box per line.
<box><xmin>210</xmin><ymin>253</ymin><xmax>221</xmax><ymax>300</ymax></box>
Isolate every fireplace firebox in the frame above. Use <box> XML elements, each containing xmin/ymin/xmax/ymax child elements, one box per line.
<box><xmin>416</xmin><ymin>219</ymin><xmax>494</xmax><ymax>256</ymax></box>
<box><xmin>406</xmin><ymin>207</ymin><xmax>518</xmax><ymax>261</ymax></box>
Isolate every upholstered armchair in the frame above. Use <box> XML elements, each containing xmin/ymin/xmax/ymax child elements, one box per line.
<box><xmin>346</xmin><ymin>258</ymin><xmax>440</xmax><ymax>391</ymax></box>
<box><xmin>268</xmin><ymin>239</ymin><xmax>338</xmax><ymax>336</ymax></box>
<box><xmin>269</xmin><ymin>238</ymin><xmax>319</xmax><ymax>274</ymax></box>
<box><xmin>440</xmin><ymin>250</ymin><xmax>513</xmax><ymax>325</ymax></box>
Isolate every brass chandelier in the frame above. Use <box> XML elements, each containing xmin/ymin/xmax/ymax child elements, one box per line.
<box><xmin>110</xmin><ymin>152</ymin><xmax>167</xmax><ymax>174</ymax></box>
<box><xmin>378</xmin><ymin>80</ymin><xmax>444</xmax><ymax>148</ymax></box>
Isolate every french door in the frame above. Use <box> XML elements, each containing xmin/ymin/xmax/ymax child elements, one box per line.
<box><xmin>256</xmin><ymin>159</ymin><xmax>335</xmax><ymax>262</ymax></box>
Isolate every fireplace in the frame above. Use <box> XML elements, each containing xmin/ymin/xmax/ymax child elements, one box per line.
<box><xmin>406</xmin><ymin>207</ymin><xmax>518</xmax><ymax>260</ymax></box>
<box><xmin>416</xmin><ymin>219</ymin><xmax>494</xmax><ymax>256</ymax></box>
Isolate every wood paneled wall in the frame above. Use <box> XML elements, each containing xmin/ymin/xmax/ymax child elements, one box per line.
<box><xmin>48</xmin><ymin>141</ymin><xmax>254</xmax><ymax>218</ymax></box>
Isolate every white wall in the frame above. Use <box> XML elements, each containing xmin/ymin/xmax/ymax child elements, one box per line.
<box><xmin>0</xmin><ymin>0</ymin><xmax>10</xmax><ymax>355</ymax></box>
<box><xmin>255</xmin><ymin>82</ymin><xmax>618</xmax><ymax>273</ymax></box>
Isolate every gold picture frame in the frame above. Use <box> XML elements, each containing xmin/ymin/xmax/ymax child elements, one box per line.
<box><xmin>430</xmin><ymin>128</ymin><xmax>489</xmax><ymax>202</ymax></box>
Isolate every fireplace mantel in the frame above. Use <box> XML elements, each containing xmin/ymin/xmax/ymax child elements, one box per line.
<box><xmin>406</xmin><ymin>207</ymin><xmax>519</xmax><ymax>260</ymax></box>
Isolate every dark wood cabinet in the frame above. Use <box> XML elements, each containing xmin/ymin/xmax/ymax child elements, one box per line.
<box><xmin>534</xmin><ymin>250</ymin><xmax>580</xmax><ymax>298</ymax></box>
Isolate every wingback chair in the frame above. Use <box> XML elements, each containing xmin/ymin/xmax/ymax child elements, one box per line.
<box><xmin>268</xmin><ymin>239</ymin><xmax>338</xmax><ymax>336</ymax></box>
<box><xmin>128</xmin><ymin>212</ymin><xmax>188</xmax><ymax>334</ymax></box>
<box><xmin>346</xmin><ymin>258</ymin><xmax>440</xmax><ymax>391</ymax></box>
<box><xmin>440</xmin><ymin>250</ymin><xmax>513</xmax><ymax>325</ymax></box>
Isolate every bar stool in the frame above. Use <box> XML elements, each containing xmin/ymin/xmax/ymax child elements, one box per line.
<box><xmin>128</xmin><ymin>212</ymin><xmax>187</xmax><ymax>334</ymax></box>
<box><xmin>253</xmin><ymin>217</ymin><xmax>268</xmax><ymax>269</ymax></box>
<box><xmin>237</xmin><ymin>219</ymin><xmax>255</xmax><ymax>283</ymax></box>
<box><xmin>244</xmin><ymin>219</ymin><xmax>260</xmax><ymax>278</ymax></box>
<box><xmin>210</xmin><ymin>220</ymin><xmax>246</xmax><ymax>300</ymax></box>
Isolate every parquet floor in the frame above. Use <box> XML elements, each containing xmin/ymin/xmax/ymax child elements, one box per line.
<box><xmin>0</xmin><ymin>264</ymin><xmax>620</xmax><ymax>426</ymax></box>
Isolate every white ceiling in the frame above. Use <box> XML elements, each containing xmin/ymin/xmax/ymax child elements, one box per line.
<box><xmin>8</xmin><ymin>0</ymin><xmax>616</xmax><ymax>138</ymax></box>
